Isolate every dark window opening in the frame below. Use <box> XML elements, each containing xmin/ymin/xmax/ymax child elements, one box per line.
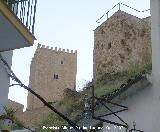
<box><xmin>119</xmin><ymin>54</ymin><xmax>125</xmax><ymax>63</ymax></box>
<box><xmin>61</xmin><ymin>61</ymin><xmax>63</xmax><ymax>64</ymax></box>
<box><xmin>53</xmin><ymin>74</ymin><xmax>59</xmax><ymax>79</ymax></box>
<box><xmin>121</xmin><ymin>59</ymin><xmax>124</xmax><ymax>63</ymax></box>
<box><xmin>101</xmin><ymin>44</ymin><xmax>104</xmax><ymax>50</ymax></box>
<box><xmin>108</xmin><ymin>42</ymin><xmax>111</xmax><ymax>49</ymax></box>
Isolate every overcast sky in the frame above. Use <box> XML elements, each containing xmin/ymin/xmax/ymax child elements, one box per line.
<box><xmin>8</xmin><ymin>0</ymin><xmax>150</xmax><ymax>110</ymax></box>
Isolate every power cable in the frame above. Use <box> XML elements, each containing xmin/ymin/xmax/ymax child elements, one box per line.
<box><xmin>0</xmin><ymin>54</ymin><xmax>87</xmax><ymax>132</ymax></box>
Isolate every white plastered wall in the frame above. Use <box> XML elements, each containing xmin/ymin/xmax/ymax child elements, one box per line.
<box><xmin>103</xmin><ymin>0</ymin><xmax>160</xmax><ymax>131</ymax></box>
<box><xmin>0</xmin><ymin>51</ymin><xmax>12</xmax><ymax>115</ymax></box>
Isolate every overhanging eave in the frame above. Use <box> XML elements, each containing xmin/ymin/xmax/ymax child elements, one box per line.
<box><xmin>0</xmin><ymin>0</ymin><xmax>36</xmax><ymax>52</ymax></box>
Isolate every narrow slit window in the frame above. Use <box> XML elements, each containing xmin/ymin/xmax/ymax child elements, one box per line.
<box><xmin>53</xmin><ymin>74</ymin><xmax>59</xmax><ymax>79</ymax></box>
<box><xmin>108</xmin><ymin>42</ymin><xmax>111</xmax><ymax>49</ymax></box>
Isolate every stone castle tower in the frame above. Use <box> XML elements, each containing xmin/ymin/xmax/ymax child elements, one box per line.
<box><xmin>27</xmin><ymin>44</ymin><xmax>77</xmax><ymax>110</ymax></box>
<box><xmin>93</xmin><ymin>10</ymin><xmax>151</xmax><ymax>81</ymax></box>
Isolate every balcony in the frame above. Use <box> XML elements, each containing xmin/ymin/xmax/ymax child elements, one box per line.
<box><xmin>0</xmin><ymin>0</ymin><xmax>37</xmax><ymax>52</ymax></box>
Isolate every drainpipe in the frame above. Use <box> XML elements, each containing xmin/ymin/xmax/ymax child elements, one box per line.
<box><xmin>150</xmin><ymin>0</ymin><xmax>160</xmax><ymax>87</ymax></box>
<box><xmin>150</xmin><ymin>0</ymin><xmax>160</xmax><ymax>129</ymax></box>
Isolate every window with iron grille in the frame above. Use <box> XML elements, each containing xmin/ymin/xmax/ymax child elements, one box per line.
<box><xmin>53</xmin><ymin>74</ymin><xmax>59</xmax><ymax>79</ymax></box>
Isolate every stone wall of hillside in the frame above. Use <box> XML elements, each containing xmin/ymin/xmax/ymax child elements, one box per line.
<box><xmin>93</xmin><ymin>10</ymin><xmax>151</xmax><ymax>81</ymax></box>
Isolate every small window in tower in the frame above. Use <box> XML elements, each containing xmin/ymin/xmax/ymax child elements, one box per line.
<box><xmin>108</xmin><ymin>42</ymin><xmax>111</xmax><ymax>49</ymax></box>
<box><xmin>61</xmin><ymin>60</ymin><xmax>63</xmax><ymax>64</ymax></box>
<box><xmin>53</xmin><ymin>74</ymin><xmax>59</xmax><ymax>79</ymax></box>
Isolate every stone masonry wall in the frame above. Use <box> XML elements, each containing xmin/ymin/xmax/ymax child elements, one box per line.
<box><xmin>16</xmin><ymin>107</ymin><xmax>52</xmax><ymax>127</ymax></box>
<box><xmin>27</xmin><ymin>44</ymin><xmax>77</xmax><ymax>110</ymax></box>
<box><xmin>93</xmin><ymin>10</ymin><xmax>151</xmax><ymax>81</ymax></box>
<box><xmin>15</xmin><ymin>10</ymin><xmax>151</xmax><ymax>127</ymax></box>
<box><xmin>7</xmin><ymin>99</ymin><xmax>24</xmax><ymax>114</ymax></box>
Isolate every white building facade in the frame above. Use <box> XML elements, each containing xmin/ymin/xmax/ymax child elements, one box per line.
<box><xmin>0</xmin><ymin>51</ymin><xmax>12</xmax><ymax>115</ymax></box>
<box><xmin>0</xmin><ymin>0</ymin><xmax>36</xmax><ymax>117</ymax></box>
<box><xmin>102</xmin><ymin>0</ymin><xmax>160</xmax><ymax>131</ymax></box>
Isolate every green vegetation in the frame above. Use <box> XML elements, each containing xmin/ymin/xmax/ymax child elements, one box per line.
<box><xmin>37</xmin><ymin>55</ymin><xmax>151</xmax><ymax>131</ymax></box>
<box><xmin>139</xmin><ymin>24</ymin><xmax>147</xmax><ymax>37</ymax></box>
<box><xmin>3</xmin><ymin>106</ymin><xmax>16</xmax><ymax>118</ymax></box>
<box><xmin>0</xmin><ymin>123</ymin><xmax>12</xmax><ymax>131</ymax></box>
<box><xmin>0</xmin><ymin>106</ymin><xmax>23</xmax><ymax>131</ymax></box>
<box><xmin>37</xmin><ymin>113</ymin><xmax>67</xmax><ymax>132</ymax></box>
<box><xmin>37</xmin><ymin>88</ymin><xmax>86</xmax><ymax>131</ymax></box>
<box><xmin>96</xmin><ymin>61</ymin><xmax>151</xmax><ymax>97</ymax></box>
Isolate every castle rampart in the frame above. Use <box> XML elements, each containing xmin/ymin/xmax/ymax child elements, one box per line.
<box><xmin>7</xmin><ymin>99</ymin><xmax>24</xmax><ymax>114</ymax></box>
<box><xmin>36</xmin><ymin>44</ymin><xmax>77</xmax><ymax>54</ymax></box>
<box><xmin>93</xmin><ymin>10</ymin><xmax>151</xmax><ymax>82</ymax></box>
<box><xmin>27</xmin><ymin>44</ymin><xmax>77</xmax><ymax>110</ymax></box>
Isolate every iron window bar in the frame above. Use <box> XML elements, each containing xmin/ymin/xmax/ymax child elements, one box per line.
<box><xmin>92</xmin><ymin>96</ymin><xmax>128</xmax><ymax>128</ymax></box>
<box><xmin>129</xmin><ymin>129</ymin><xmax>144</xmax><ymax>132</ymax></box>
<box><xmin>2</xmin><ymin>0</ymin><xmax>37</xmax><ymax>34</ymax></box>
<box><xmin>95</xmin><ymin>100</ymin><xmax>128</xmax><ymax>118</ymax></box>
<box><xmin>0</xmin><ymin>54</ymin><xmax>87</xmax><ymax>132</ymax></box>
<box><xmin>91</xmin><ymin>96</ymin><xmax>128</xmax><ymax>128</ymax></box>
<box><xmin>90</xmin><ymin>74</ymin><xmax>146</xmax><ymax>129</ymax></box>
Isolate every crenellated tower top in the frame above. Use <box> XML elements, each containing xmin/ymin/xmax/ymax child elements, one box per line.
<box><xmin>37</xmin><ymin>43</ymin><xmax>77</xmax><ymax>54</ymax></box>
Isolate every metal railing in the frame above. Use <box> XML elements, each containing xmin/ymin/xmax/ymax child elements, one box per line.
<box><xmin>3</xmin><ymin>0</ymin><xmax>37</xmax><ymax>34</ymax></box>
<box><xmin>96</xmin><ymin>2</ymin><xmax>150</xmax><ymax>24</ymax></box>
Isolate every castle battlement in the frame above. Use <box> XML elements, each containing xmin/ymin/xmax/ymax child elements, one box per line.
<box><xmin>28</xmin><ymin>43</ymin><xmax>77</xmax><ymax>110</ymax></box>
<box><xmin>37</xmin><ymin>43</ymin><xmax>77</xmax><ymax>54</ymax></box>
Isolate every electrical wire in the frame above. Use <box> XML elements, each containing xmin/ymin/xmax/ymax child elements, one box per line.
<box><xmin>0</xmin><ymin>54</ymin><xmax>87</xmax><ymax>132</ymax></box>
<box><xmin>96</xmin><ymin>2</ymin><xmax>150</xmax><ymax>23</ymax></box>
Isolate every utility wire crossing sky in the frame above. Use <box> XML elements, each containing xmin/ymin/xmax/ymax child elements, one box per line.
<box><xmin>8</xmin><ymin>0</ymin><xmax>150</xmax><ymax>110</ymax></box>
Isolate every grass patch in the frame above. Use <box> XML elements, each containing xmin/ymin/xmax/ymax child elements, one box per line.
<box><xmin>37</xmin><ymin>60</ymin><xmax>152</xmax><ymax>131</ymax></box>
<box><xmin>37</xmin><ymin>89</ymin><xmax>85</xmax><ymax>131</ymax></box>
